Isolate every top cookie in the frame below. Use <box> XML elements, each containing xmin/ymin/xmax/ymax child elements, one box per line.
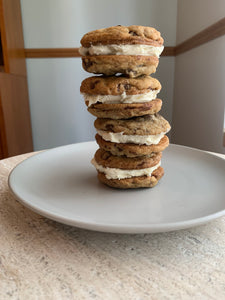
<box><xmin>80</xmin><ymin>25</ymin><xmax>164</xmax><ymax>47</ymax></box>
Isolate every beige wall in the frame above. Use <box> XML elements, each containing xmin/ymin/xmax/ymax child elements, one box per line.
<box><xmin>172</xmin><ymin>0</ymin><xmax>225</xmax><ymax>153</ymax></box>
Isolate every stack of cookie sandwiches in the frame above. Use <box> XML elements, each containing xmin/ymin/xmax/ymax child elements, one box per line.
<box><xmin>79</xmin><ymin>25</ymin><xmax>170</xmax><ymax>189</ymax></box>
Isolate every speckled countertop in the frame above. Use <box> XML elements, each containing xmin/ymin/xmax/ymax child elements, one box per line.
<box><xmin>0</xmin><ymin>151</ymin><xmax>225</xmax><ymax>299</ymax></box>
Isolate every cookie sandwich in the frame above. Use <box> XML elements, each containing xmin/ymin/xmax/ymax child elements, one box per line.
<box><xmin>80</xmin><ymin>75</ymin><xmax>162</xmax><ymax>119</ymax></box>
<box><xmin>79</xmin><ymin>25</ymin><xmax>164</xmax><ymax>77</ymax></box>
<box><xmin>92</xmin><ymin>148</ymin><xmax>164</xmax><ymax>189</ymax></box>
<box><xmin>95</xmin><ymin>114</ymin><xmax>171</xmax><ymax>157</ymax></box>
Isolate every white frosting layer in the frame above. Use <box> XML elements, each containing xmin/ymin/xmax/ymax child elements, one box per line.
<box><xmin>79</xmin><ymin>44</ymin><xmax>164</xmax><ymax>57</ymax></box>
<box><xmin>83</xmin><ymin>90</ymin><xmax>160</xmax><ymax>107</ymax></box>
<box><xmin>91</xmin><ymin>158</ymin><xmax>161</xmax><ymax>180</ymax></box>
<box><xmin>97</xmin><ymin>129</ymin><xmax>167</xmax><ymax>145</ymax></box>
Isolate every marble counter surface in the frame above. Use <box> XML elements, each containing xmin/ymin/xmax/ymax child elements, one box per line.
<box><xmin>0</xmin><ymin>151</ymin><xmax>225</xmax><ymax>299</ymax></box>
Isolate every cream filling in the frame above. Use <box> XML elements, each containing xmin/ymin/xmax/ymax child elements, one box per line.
<box><xmin>91</xmin><ymin>158</ymin><xmax>161</xmax><ymax>180</ymax></box>
<box><xmin>97</xmin><ymin>129</ymin><xmax>167</xmax><ymax>145</ymax></box>
<box><xmin>83</xmin><ymin>90</ymin><xmax>160</xmax><ymax>107</ymax></box>
<box><xmin>79</xmin><ymin>44</ymin><xmax>164</xmax><ymax>57</ymax></box>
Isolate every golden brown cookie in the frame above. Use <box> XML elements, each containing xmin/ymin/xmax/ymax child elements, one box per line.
<box><xmin>92</xmin><ymin>149</ymin><xmax>163</xmax><ymax>189</ymax></box>
<box><xmin>95</xmin><ymin>134</ymin><xmax>169</xmax><ymax>157</ymax></box>
<box><xmin>88</xmin><ymin>100</ymin><xmax>162</xmax><ymax>119</ymax></box>
<box><xmin>82</xmin><ymin>55</ymin><xmax>159</xmax><ymax>77</ymax></box>
<box><xmin>97</xmin><ymin>166</ymin><xmax>164</xmax><ymax>189</ymax></box>
<box><xmin>94</xmin><ymin>114</ymin><xmax>171</xmax><ymax>136</ymax></box>
<box><xmin>80</xmin><ymin>75</ymin><xmax>161</xmax><ymax>96</ymax></box>
<box><xmin>80</xmin><ymin>25</ymin><xmax>164</xmax><ymax>47</ymax></box>
<box><xmin>94</xmin><ymin>148</ymin><xmax>161</xmax><ymax>169</ymax></box>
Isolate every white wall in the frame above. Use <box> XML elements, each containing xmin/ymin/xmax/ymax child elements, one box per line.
<box><xmin>154</xmin><ymin>57</ymin><xmax>175</xmax><ymax>126</ymax></box>
<box><xmin>21</xmin><ymin>0</ymin><xmax>177</xmax><ymax>47</ymax></box>
<box><xmin>172</xmin><ymin>0</ymin><xmax>225</xmax><ymax>153</ymax></box>
<box><xmin>25</xmin><ymin>58</ymin><xmax>95</xmax><ymax>150</ymax></box>
<box><xmin>20</xmin><ymin>0</ymin><xmax>177</xmax><ymax>150</ymax></box>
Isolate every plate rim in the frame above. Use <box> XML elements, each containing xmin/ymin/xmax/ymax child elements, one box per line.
<box><xmin>8</xmin><ymin>141</ymin><xmax>225</xmax><ymax>234</ymax></box>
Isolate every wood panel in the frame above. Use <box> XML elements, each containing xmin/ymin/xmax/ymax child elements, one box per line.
<box><xmin>175</xmin><ymin>17</ymin><xmax>225</xmax><ymax>55</ymax></box>
<box><xmin>162</xmin><ymin>46</ymin><xmax>175</xmax><ymax>56</ymax></box>
<box><xmin>0</xmin><ymin>72</ymin><xmax>33</xmax><ymax>157</ymax></box>
<box><xmin>0</xmin><ymin>93</ymin><xmax>7</xmax><ymax>157</ymax></box>
<box><xmin>0</xmin><ymin>36</ymin><xmax>3</xmax><ymax>66</ymax></box>
<box><xmin>25</xmin><ymin>48</ymin><xmax>81</xmax><ymax>58</ymax></box>
<box><xmin>0</xmin><ymin>0</ymin><xmax>26</xmax><ymax>76</ymax></box>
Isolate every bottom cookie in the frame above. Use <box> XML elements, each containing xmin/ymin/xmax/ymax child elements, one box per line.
<box><xmin>97</xmin><ymin>166</ymin><xmax>164</xmax><ymax>189</ymax></box>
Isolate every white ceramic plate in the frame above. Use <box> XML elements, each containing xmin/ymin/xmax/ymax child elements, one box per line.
<box><xmin>8</xmin><ymin>142</ymin><xmax>225</xmax><ymax>233</ymax></box>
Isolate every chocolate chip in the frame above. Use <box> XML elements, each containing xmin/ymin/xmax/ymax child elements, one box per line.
<box><xmin>137</xmin><ymin>162</ymin><xmax>146</xmax><ymax>168</ymax></box>
<box><xmin>129</xmin><ymin>151</ymin><xmax>138</xmax><ymax>155</ymax></box>
<box><xmin>90</xmin><ymin>80</ymin><xmax>100</xmax><ymax>89</ymax></box>
<box><xmin>124</xmin><ymin>83</ymin><xmax>131</xmax><ymax>90</ymax></box>
<box><xmin>141</xmin><ymin>107</ymin><xmax>151</xmax><ymax>111</ymax></box>
<box><xmin>102</xmin><ymin>152</ymin><xmax>111</xmax><ymax>160</ymax></box>
<box><xmin>83</xmin><ymin>59</ymin><xmax>93</xmax><ymax>68</ymax></box>
<box><xmin>105</xmin><ymin>124</ymin><xmax>114</xmax><ymax>131</ymax></box>
<box><xmin>129</xmin><ymin>30</ymin><xmax>138</xmax><ymax>36</ymax></box>
<box><xmin>117</xmin><ymin>83</ymin><xmax>122</xmax><ymax>92</ymax></box>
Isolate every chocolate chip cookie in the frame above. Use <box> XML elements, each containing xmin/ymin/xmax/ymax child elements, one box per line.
<box><xmin>95</xmin><ymin>134</ymin><xmax>169</xmax><ymax>157</ymax></box>
<box><xmin>94</xmin><ymin>114</ymin><xmax>171</xmax><ymax>136</ymax></box>
<box><xmin>80</xmin><ymin>25</ymin><xmax>164</xmax><ymax>47</ymax></box>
